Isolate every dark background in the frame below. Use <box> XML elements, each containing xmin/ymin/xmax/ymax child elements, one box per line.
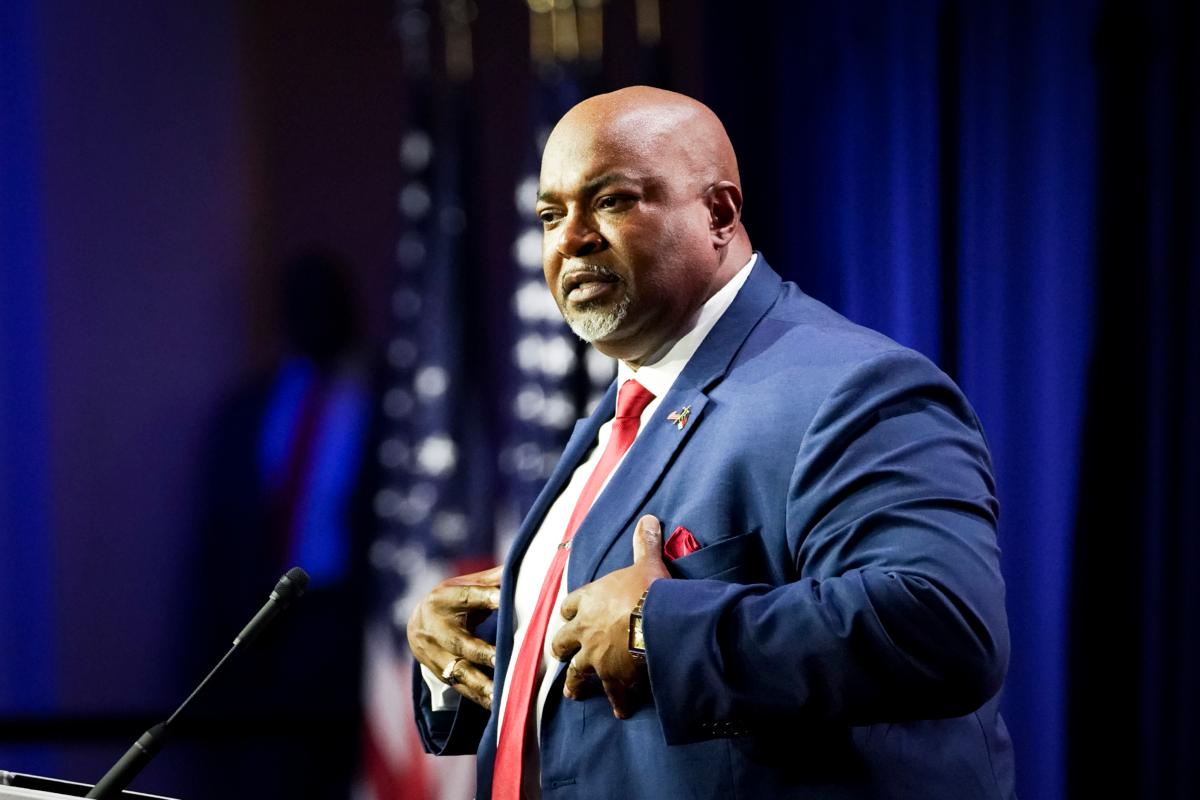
<box><xmin>2</xmin><ymin>1</ymin><xmax>1197</xmax><ymax>798</ymax></box>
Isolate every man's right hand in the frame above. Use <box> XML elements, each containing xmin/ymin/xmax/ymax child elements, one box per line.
<box><xmin>408</xmin><ymin>565</ymin><xmax>502</xmax><ymax>710</ymax></box>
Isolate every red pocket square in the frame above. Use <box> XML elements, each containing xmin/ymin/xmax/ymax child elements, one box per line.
<box><xmin>663</xmin><ymin>525</ymin><xmax>701</xmax><ymax>561</ymax></box>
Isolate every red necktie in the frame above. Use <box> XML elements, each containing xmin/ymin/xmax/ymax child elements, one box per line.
<box><xmin>493</xmin><ymin>379</ymin><xmax>655</xmax><ymax>800</ymax></box>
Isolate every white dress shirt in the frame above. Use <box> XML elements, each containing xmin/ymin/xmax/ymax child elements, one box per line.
<box><xmin>422</xmin><ymin>255</ymin><xmax>757</xmax><ymax>765</ymax></box>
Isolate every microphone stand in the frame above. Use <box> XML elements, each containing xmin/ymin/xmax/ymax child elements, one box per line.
<box><xmin>85</xmin><ymin>568</ymin><xmax>309</xmax><ymax>799</ymax></box>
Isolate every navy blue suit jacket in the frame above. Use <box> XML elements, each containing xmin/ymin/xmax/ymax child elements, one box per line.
<box><xmin>415</xmin><ymin>257</ymin><xmax>1016</xmax><ymax>798</ymax></box>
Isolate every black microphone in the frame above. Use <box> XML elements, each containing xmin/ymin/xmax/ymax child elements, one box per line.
<box><xmin>85</xmin><ymin>567</ymin><xmax>310</xmax><ymax>799</ymax></box>
<box><xmin>235</xmin><ymin>567</ymin><xmax>310</xmax><ymax>646</ymax></box>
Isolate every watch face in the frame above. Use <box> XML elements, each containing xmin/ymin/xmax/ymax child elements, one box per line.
<box><xmin>629</xmin><ymin>590</ymin><xmax>649</xmax><ymax>656</ymax></box>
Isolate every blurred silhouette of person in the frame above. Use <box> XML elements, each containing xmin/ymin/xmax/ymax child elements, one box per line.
<box><xmin>189</xmin><ymin>249</ymin><xmax>375</xmax><ymax>799</ymax></box>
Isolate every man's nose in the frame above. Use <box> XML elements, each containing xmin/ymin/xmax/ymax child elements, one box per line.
<box><xmin>556</xmin><ymin>210</ymin><xmax>603</xmax><ymax>258</ymax></box>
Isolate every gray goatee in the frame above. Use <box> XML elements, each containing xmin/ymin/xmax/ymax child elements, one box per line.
<box><xmin>558</xmin><ymin>266</ymin><xmax>631</xmax><ymax>342</ymax></box>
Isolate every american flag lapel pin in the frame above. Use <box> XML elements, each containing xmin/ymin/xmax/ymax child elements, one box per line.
<box><xmin>666</xmin><ymin>405</ymin><xmax>691</xmax><ymax>430</ymax></box>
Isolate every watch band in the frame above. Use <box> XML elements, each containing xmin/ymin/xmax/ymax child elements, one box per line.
<box><xmin>628</xmin><ymin>588</ymin><xmax>650</xmax><ymax>662</ymax></box>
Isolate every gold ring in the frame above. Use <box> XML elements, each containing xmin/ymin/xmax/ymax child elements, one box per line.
<box><xmin>442</xmin><ymin>657</ymin><xmax>465</xmax><ymax>686</ymax></box>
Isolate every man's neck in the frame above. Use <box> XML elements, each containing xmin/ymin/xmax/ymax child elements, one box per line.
<box><xmin>626</xmin><ymin>243</ymin><xmax>754</xmax><ymax>370</ymax></box>
<box><xmin>616</xmin><ymin>253</ymin><xmax>757</xmax><ymax>395</ymax></box>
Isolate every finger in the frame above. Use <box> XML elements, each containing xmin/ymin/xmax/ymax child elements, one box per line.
<box><xmin>409</xmin><ymin>603</ymin><xmax>495</xmax><ymax>669</ymax></box>
<box><xmin>434</xmin><ymin>583</ymin><xmax>501</xmax><ymax>613</ymax></box>
<box><xmin>447</xmin><ymin>630</ymin><xmax>497</xmax><ymax>668</ymax></box>
<box><xmin>601</xmin><ymin>676</ymin><xmax>632</xmax><ymax>719</ymax></box>
<box><xmin>563</xmin><ymin>657</ymin><xmax>594</xmax><ymax>700</ymax></box>
<box><xmin>477</xmin><ymin>564</ymin><xmax>503</xmax><ymax>586</ymax></box>
<box><xmin>549</xmin><ymin>623</ymin><xmax>581</xmax><ymax>662</ymax></box>
<box><xmin>421</xmin><ymin>603</ymin><xmax>494</xmax><ymax>662</ymax></box>
<box><xmin>447</xmin><ymin>661</ymin><xmax>495</xmax><ymax>710</ymax></box>
<box><xmin>410</xmin><ymin>639</ymin><xmax>449</xmax><ymax>677</ymax></box>
<box><xmin>446</xmin><ymin>564</ymin><xmax>503</xmax><ymax>587</ymax></box>
<box><xmin>407</xmin><ymin>604</ymin><xmax>451</xmax><ymax>668</ymax></box>
<box><xmin>559</xmin><ymin>589</ymin><xmax>581</xmax><ymax>622</ymax></box>
<box><xmin>631</xmin><ymin>514</ymin><xmax>663</xmax><ymax>564</ymax></box>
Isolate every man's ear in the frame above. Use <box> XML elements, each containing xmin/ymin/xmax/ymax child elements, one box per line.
<box><xmin>707</xmin><ymin>181</ymin><xmax>742</xmax><ymax>247</ymax></box>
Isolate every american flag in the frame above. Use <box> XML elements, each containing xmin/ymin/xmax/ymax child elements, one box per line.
<box><xmin>358</xmin><ymin>3</ymin><xmax>613</xmax><ymax>798</ymax></box>
<box><xmin>357</xmin><ymin>2</ymin><xmax>486</xmax><ymax>797</ymax></box>
<box><xmin>494</xmin><ymin>71</ymin><xmax>615</xmax><ymax>565</ymax></box>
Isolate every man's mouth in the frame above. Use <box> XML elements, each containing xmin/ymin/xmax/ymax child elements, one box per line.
<box><xmin>561</xmin><ymin>267</ymin><xmax>620</xmax><ymax>304</ymax></box>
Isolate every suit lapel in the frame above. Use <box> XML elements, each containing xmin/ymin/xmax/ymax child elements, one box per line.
<box><xmin>566</xmin><ymin>256</ymin><xmax>784</xmax><ymax>590</ymax></box>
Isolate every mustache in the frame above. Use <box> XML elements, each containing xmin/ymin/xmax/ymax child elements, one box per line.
<box><xmin>558</xmin><ymin>264</ymin><xmax>622</xmax><ymax>298</ymax></box>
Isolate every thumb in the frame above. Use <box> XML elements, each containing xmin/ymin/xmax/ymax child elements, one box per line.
<box><xmin>632</xmin><ymin>515</ymin><xmax>663</xmax><ymax>564</ymax></box>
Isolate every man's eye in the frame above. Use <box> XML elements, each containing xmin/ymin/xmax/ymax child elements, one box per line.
<box><xmin>597</xmin><ymin>194</ymin><xmax>638</xmax><ymax>212</ymax></box>
<box><xmin>537</xmin><ymin>209</ymin><xmax>561</xmax><ymax>224</ymax></box>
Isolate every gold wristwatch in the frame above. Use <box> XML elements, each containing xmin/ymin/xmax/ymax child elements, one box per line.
<box><xmin>628</xmin><ymin>588</ymin><xmax>650</xmax><ymax>663</ymax></box>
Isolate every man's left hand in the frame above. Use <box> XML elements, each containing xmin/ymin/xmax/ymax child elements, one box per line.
<box><xmin>551</xmin><ymin>514</ymin><xmax>670</xmax><ymax>719</ymax></box>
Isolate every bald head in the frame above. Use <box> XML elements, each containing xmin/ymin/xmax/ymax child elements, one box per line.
<box><xmin>537</xmin><ymin>87</ymin><xmax>752</xmax><ymax>366</ymax></box>
<box><xmin>550</xmin><ymin>86</ymin><xmax>743</xmax><ymax>197</ymax></box>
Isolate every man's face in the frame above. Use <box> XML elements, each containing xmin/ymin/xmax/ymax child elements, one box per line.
<box><xmin>535</xmin><ymin>117</ymin><xmax>715</xmax><ymax>365</ymax></box>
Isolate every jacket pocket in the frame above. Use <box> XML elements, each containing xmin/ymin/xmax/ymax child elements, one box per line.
<box><xmin>666</xmin><ymin>529</ymin><xmax>764</xmax><ymax>583</ymax></box>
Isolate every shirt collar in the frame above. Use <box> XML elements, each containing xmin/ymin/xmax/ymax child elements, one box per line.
<box><xmin>615</xmin><ymin>252</ymin><xmax>758</xmax><ymax>399</ymax></box>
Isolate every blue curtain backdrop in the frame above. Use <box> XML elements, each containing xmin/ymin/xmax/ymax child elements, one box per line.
<box><xmin>737</xmin><ymin>4</ymin><xmax>1098</xmax><ymax>797</ymax></box>
<box><xmin>0</xmin><ymin>0</ymin><xmax>56</xmax><ymax>778</ymax></box>
<box><xmin>697</xmin><ymin>1</ymin><xmax>1198</xmax><ymax>797</ymax></box>
<box><xmin>1068</xmin><ymin>2</ymin><xmax>1199</xmax><ymax>797</ymax></box>
<box><xmin>0</xmin><ymin>0</ymin><xmax>56</xmax><ymax>718</ymax></box>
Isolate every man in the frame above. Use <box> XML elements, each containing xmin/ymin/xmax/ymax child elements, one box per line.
<box><xmin>408</xmin><ymin>86</ymin><xmax>1015</xmax><ymax>799</ymax></box>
